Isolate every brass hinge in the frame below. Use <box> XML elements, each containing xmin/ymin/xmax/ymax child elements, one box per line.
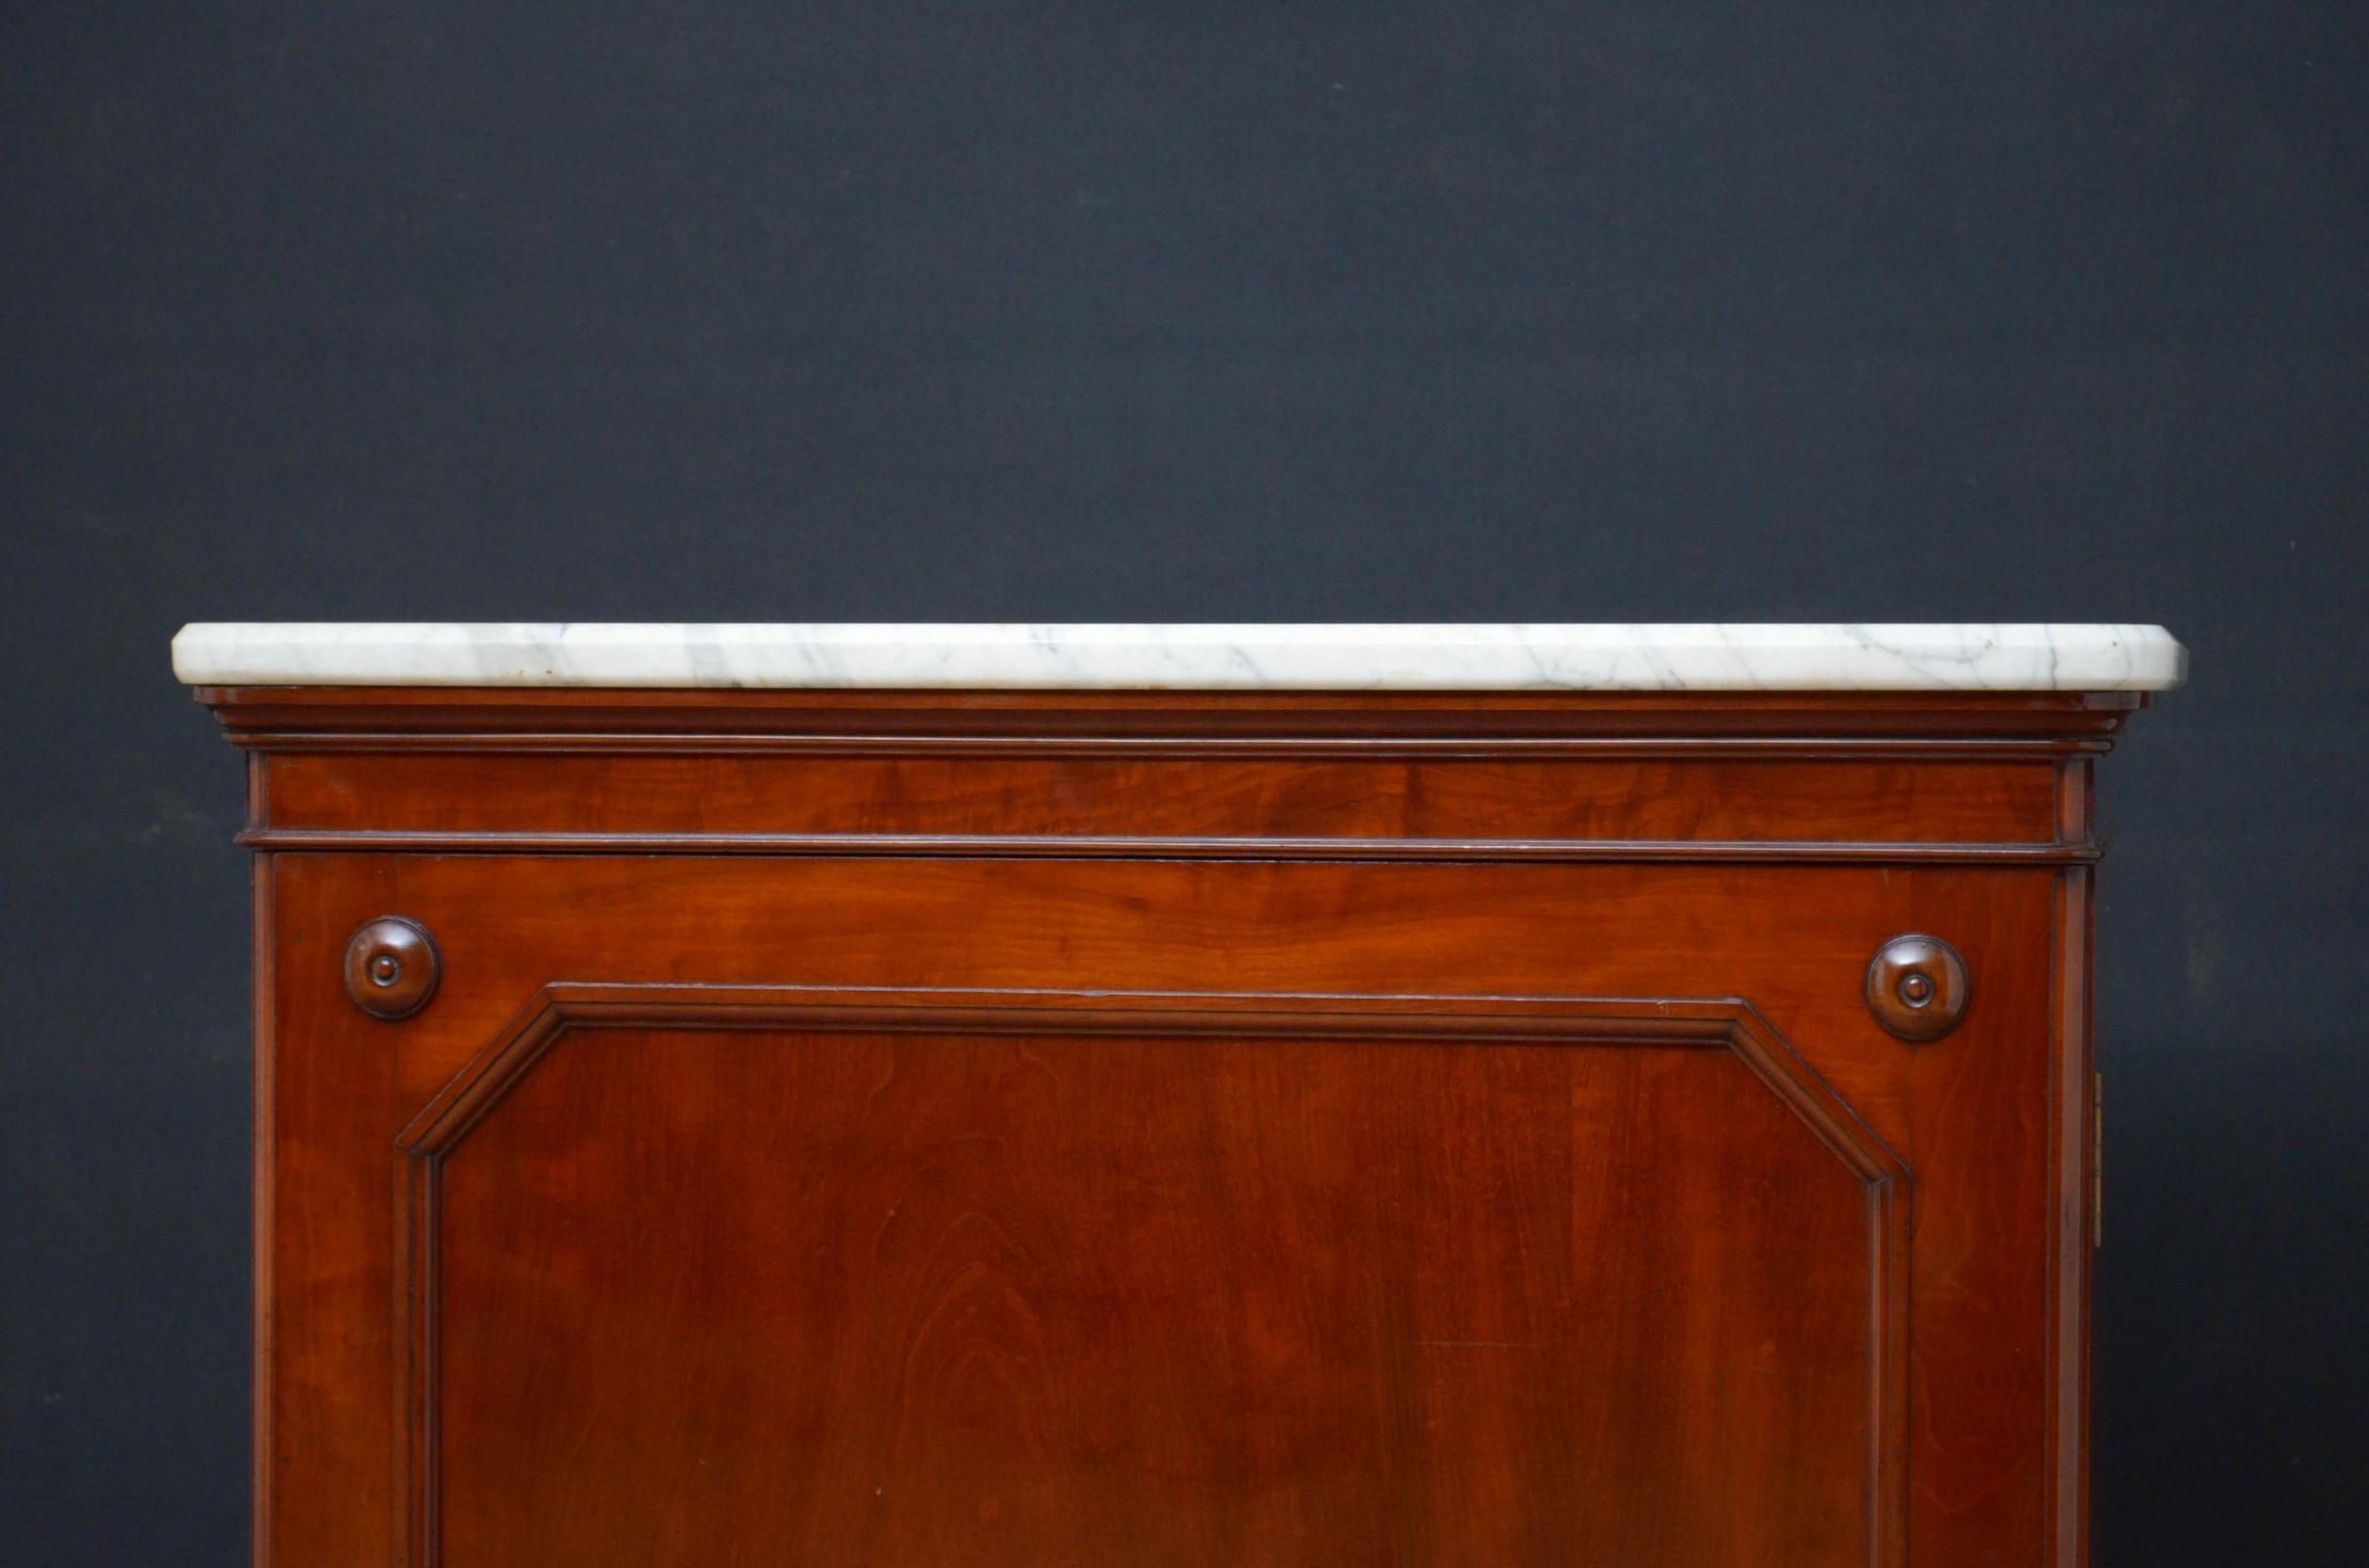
<box><xmin>2090</xmin><ymin>1072</ymin><xmax>2105</xmax><ymax>1250</ymax></box>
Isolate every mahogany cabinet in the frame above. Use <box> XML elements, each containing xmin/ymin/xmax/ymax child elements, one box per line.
<box><xmin>181</xmin><ymin>624</ymin><xmax>2180</xmax><ymax>1567</ymax></box>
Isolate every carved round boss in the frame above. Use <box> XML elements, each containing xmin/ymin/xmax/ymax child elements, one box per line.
<box><xmin>1864</xmin><ymin>933</ymin><xmax>1970</xmax><ymax>1042</ymax></box>
<box><xmin>343</xmin><ymin>916</ymin><xmax>440</xmax><ymax>1021</ymax></box>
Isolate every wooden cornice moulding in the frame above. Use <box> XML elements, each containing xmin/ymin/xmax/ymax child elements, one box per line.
<box><xmin>217</xmin><ymin>718</ymin><xmax>2117</xmax><ymax>864</ymax></box>
<box><xmin>190</xmin><ymin>683</ymin><xmax>2151</xmax><ymax>747</ymax></box>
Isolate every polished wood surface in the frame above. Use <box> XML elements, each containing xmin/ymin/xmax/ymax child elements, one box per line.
<box><xmin>199</xmin><ymin>686</ymin><xmax>2135</xmax><ymax>1566</ymax></box>
<box><xmin>405</xmin><ymin>990</ymin><xmax>1898</xmax><ymax>1566</ymax></box>
<box><xmin>1863</xmin><ymin>932</ymin><xmax>1972</xmax><ymax>1042</ymax></box>
<box><xmin>341</xmin><ymin>916</ymin><xmax>440</xmax><ymax>1021</ymax></box>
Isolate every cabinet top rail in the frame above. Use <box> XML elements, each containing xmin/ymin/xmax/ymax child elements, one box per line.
<box><xmin>172</xmin><ymin>622</ymin><xmax>2184</xmax><ymax>693</ymax></box>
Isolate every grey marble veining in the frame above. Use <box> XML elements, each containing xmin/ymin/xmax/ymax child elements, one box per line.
<box><xmin>170</xmin><ymin>623</ymin><xmax>2187</xmax><ymax>692</ymax></box>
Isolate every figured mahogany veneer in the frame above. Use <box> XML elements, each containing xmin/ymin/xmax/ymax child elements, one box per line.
<box><xmin>199</xmin><ymin>686</ymin><xmax>2137</xmax><ymax>1567</ymax></box>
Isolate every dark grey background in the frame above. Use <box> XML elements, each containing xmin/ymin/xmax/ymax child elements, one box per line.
<box><xmin>5</xmin><ymin>4</ymin><xmax>2363</xmax><ymax>1562</ymax></box>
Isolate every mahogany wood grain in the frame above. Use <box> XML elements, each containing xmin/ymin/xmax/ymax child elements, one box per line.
<box><xmin>258</xmin><ymin>749</ymin><xmax>2063</xmax><ymax>850</ymax></box>
<box><xmin>397</xmin><ymin>991</ymin><xmax>1899</xmax><ymax>1566</ymax></box>
<box><xmin>198</xmin><ymin>684</ymin><xmax>2138</xmax><ymax>1567</ymax></box>
<box><xmin>196</xmin><ymin>684</ymin><xmax>2144</xmax><ymax>743</ymax></box>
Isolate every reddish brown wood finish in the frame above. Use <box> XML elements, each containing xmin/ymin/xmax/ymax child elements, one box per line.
<box><xmin>201</xmin><ymin>687</ymin><xmax>2135</xmax><ymax>1567</ymax></box>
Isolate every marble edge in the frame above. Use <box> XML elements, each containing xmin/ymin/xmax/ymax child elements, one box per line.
<box><xmin>172</xmin><ymin>623</ymin><xmax>2186</xmax><ymax>693</ymax></box>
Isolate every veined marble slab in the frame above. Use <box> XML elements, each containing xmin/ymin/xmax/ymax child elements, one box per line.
<box><xmin>172</xmin><ymin>623</ymin><xmax>2185</xmax><ymax>692</ymax></box>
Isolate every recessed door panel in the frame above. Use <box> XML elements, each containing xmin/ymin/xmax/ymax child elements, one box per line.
<box><xmin>399</xmin><ymin>989</ymin><xmax>1902</xmax><ymax>1567</ymax></box>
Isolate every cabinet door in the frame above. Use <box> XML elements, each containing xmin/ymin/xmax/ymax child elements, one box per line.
<box><xmin>263</xmin><ymin>853</ymin><xmax>2070</xmax><ymax>1568</ymax></box>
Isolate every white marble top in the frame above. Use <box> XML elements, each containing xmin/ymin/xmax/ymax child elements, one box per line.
<box><xmin>172</xmin><ymin>623</ymin><xmax>2185</xmax><ymax>692</ymax></box>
